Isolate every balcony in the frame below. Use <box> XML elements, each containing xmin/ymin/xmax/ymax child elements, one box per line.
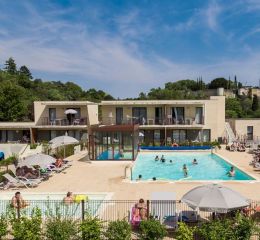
<box><xmin>38</xmin><ymin>117</ymin><xmax>88</xmax><ymax>126</ymax></box>
<box><xmin>101</xmin><ymin>116</ymin><xmax>204</xmax><ymax>126</ymax></box>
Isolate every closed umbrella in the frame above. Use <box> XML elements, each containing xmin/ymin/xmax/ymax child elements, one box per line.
<box><xmin>181</xmin><ymin>184</ymin><xmax>249</xmax><ymax>213</ymax></box>
<box><xmin>65</xmin><ymin>109</ymin><xmax>77</xmax><ymax>114</ymax></box>
<box><xmin>19</xmin><ymin>153</ymin><xmax>55</xmax><ymax>167</ymax></box>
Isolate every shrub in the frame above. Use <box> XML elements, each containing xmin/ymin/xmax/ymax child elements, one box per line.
<box><xmin>30</xmin><ymin>143</ymin><xmax>38</xmax><ymax>149</ymax></box>
<box><xmin>176</xmin><ymin>222</ymin><xmax>195</xmax><ymax>240</ymax></box>
<box><xmin>9</xmin><ymin>207</ymin><xmax>42</xmax><ymax>240</ymax></box>
<box><xmin>139</xmin><ymin>218</ymin><xmax>167</xmax><ymax>240</ymax></box>
<box><xmin>80</xmin><ymin>215</ymin><xmax>102</xmax><ymax>240</ymax></box>
<box><xmin>196</xmin><ymin>218</ymin><xmax>234</xmax><ymax>240</ymax></box>
<box><xmin>0</xmin><ymin>214</ymin><xmax>8</xmax><ymax>239</ymax></box>
<box><xmin>105</xmin><ymin>219</ymin><xmax>131</xmax><ymax>240</ymax></box>
<box><xmin>55</xmin><ymin>144</ymin><xmax>75</xmax><ymax>158</ymax></box>
<box><xmin>233</xmin><ymin>213</ymin><xmax>256</xmax><ymax>240</ymax></box>
<box><xmin>45</xmin><ymin>216</ymin><xmax>78</xmax><ymax>240</ymax></box>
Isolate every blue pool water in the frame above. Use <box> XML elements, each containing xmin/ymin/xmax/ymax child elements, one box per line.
<box><xmin>97</xmin><ymin>150</ymin><xmax>133</xmax><ymax>160</ymax></box>
<box><xmin>132</xmin><ymin>152</ymin><xmax>254</xmax><ymax>181</ymax></box>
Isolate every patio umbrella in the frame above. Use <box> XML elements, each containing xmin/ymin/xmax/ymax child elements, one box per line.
<box><xmin>19</xmin><ymin>153</ymin><xmax>55</xmax><ymax>167</ymax></box>
<box><xmin>49</xmin><ymin>135</ymin><xmax>79</xmax><ymax>157</ymax></box>
<box><xmin>181</xmin><ymin>184</ymin><xmax>249</xmax><ymax>213</ymax></box>
<box><xmin>65</xmin><ymin>109</ymin><xmax>77</xmax><ymax>114</ymax></box>
<box><xmin>49</xmin><ymin>135</ymin><xmax>79</xmax><ymax>148</ymax></box>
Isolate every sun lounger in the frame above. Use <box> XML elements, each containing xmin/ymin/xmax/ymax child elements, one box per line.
<box><xmin>9</xmin><ymin>168</ymin><xmax>43</xmax><ymax>183</ymax></box>
<box><xmin>150</xmin><ymin>192</ymin><xmax>178</xmax><ymax>229</ymax></box>
<box><xmin>179</xmin><ymin>210</ymin><xmax>198</xmax><ymax>223</ymax></box>
<box><xmin>3</xmin><ymin>173</ymin><xmax>38</xmax><ymax>188</ymax></box>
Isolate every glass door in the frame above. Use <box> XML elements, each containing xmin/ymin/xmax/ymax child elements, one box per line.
<box><xmin>49</xmin><ymin>108</ymin><xmax>56</xmax><ymax>125</ymax></box>
<box><xmin>132</xmin><ymin>107</ymin><xmax>147</xmax><ymax>124</ymax></box>
<box><xmin>195</xmin><ymin>107</ymin><xmax>203</xmax><ymax>124</ymax></box>
<box><xmin>172</xmin><ymin>107</ymin><xmax>184</xmax><ymax>124</ymax></box>
<box><xmin>155</xmin><ymin>107</ymin><xmax>163</xmax><ymax>124</ymax></box>
<box><xmin>116</xmin><ymin>107</ymin><xmax>123</xmax><ymax>125</ymax></box>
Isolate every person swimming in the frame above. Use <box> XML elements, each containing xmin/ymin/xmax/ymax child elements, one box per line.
<box><xmin>169</xmin><ymin>160</ymin><xmax>173</xmax><ymax>163</ymax></box>
<box><xmin>192</xmin><ymin>159</ymin><xmax>198</xmax><ymax>165</ymax></box>
<box><xmin>137</xmin><ymin>174</ymin><xmax>142</xmax><ymax>180</ymax></box>
<box><xmin>155</xmin><ymin>156</ymin><xmax>159</xmax><ymax>161</ymax></box>
<box><xmin>227</xmin><ymin>166</ymin><xmax>235</xmax><ymax>177</ymax></box>
<box><xmin>160</xmin><ymin>155</ymin><xmax>165</xmax><ymax>162</ymax></box>
<box><xmin>183</xmin><ymin>164</ymin><xmax>188</xmax><ymax>177</ymax></box>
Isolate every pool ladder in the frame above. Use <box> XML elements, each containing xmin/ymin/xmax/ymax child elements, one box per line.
<box><xmin>124</xmin><ymin>165</ymin><xmax>132</xmax><ymax>180</ymax></box>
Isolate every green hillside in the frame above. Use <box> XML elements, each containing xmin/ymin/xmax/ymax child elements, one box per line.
<box><xmin>0</xmin><ymin>57</ymin><xmax>259</xmax><ymax>121</ymax></box>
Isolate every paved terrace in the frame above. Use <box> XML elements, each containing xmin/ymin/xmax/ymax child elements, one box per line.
<box><xmin>3</xmin><ymin>147</ymin><xmax>260</xmax><ymax>200</ymax></box>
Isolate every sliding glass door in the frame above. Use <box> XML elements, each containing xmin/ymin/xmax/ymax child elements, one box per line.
<box><xmin>132</xmin><ymin>107</ymin><xmax>147</xmax><ymax>124</ymax></box>
<box><xmin>172</xmin><ymin>107</ymin><xmax>185</xmax><ymax>124</ymax></box>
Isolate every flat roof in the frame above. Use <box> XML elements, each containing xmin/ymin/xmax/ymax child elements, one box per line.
<box><xmin>35</xmin><ymin>101</ymin><xmax>97</xmax><ymax>106</ymax></box>
<box><xmin>0</xmin><ymin>122</ymin><xmax>34</xmax><ymax>129</ymax></box>
<box><xmin>100</xmin><ymin>100</ymin><xmax>207</xmax><ymax>105</ymax></box>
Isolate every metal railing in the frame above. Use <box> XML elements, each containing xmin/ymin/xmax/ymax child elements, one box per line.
<box><xmin>101</xmin><ymin>117</ymin><xmax>204</xmax><ymax>126</ymax></box>
<box><xmin>39</xmin><ymin>117</ymin><xmax>88</xmax><ymax>126</ymax></box>
<box><xmin>0</xmin><ymin>199</ymin><xmax>259</xmax><ymax>235</ymax></box>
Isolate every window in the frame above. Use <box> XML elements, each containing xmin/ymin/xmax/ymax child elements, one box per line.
<box><xmin>172</xmin><ymin>130</ymin><xmax>186</xmax><ymax>143</ymax></box>
<box><xmin>116</xmin><ymin>107</ymin><xmax>123</xmax><ymax>125</ymax></box>
<box><xmin>247</xmin><ymin>126</ymin><xmax>253</xmax><ymax>140</ymax></box>
<box><xmin>49</xmin><ymin>108</ymin><xmax>56</xmax><ymax>122</ymax></box>
<box><xmin>195</xmin><ymin>107</ymin><xmax>203</xmax><ymax>124</ymax></box>
<box><xmin>155</xmin><ymin>107</ymin><xmax>163</xmax><ymax>124</ymax></box>
<box><xmin>202</xmin><ymin>130</ymin><xmax>210</xmax><ymax>142</ymax></box>
<box><xmin>132</xmin><ymin>107</ymin><xmax>147</xmax><ymax>125</ymax></box>
<box><xmin>172</xmin><ymin>107</ymin><xmax>185</xmax><ymax>124</ymax></box>
<box><xmin>154</xmin><ymin>130</ymin><xmax>161</xmax><ymax>145</ymax></box>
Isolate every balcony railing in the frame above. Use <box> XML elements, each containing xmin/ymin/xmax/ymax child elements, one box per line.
<box><xmin>39</xmin><ymin>117</ymin><xmax>88</xmax><ymax>126</ymax></box>
<box><xmin>101</xmin><ymin>117</ymin><xmax>204</xmax><ymax>126</ymax></box>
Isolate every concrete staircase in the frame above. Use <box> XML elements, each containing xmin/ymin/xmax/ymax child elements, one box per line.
<box><xmin>225</xmin><ymin>122</ymin><xmax>236</xmax><ymax>143</ymax></box>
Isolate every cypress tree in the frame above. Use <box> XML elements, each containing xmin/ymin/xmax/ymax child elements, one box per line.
<box><xmin>252</xmin><ymin>94</ymin><xmax>259</xmax><ymax>111</ymax></box>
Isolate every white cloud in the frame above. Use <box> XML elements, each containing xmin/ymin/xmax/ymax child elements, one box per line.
<box><xmin>0</xmin><ymin>1</ymin><xmax>259</xmax><ymax>97</ymax></box>
<box><xmin>203</xmin><ymin>0</ymin><xmax>222</xmax><ymax>32</ymax></box>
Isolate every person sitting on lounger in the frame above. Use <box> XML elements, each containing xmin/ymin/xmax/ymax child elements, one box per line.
<box><xmin>154</xmin><ymin>156</ymin><xmax>159</xmax><ymax>161</ymax></box>
<box><xmin>63</xmin><ymin>192</ymin><xmax>74</xmax><ymax>204</ymax></box>
<box><xmin>11</xmin><ymin>192</ymin><xmax>29</xmax><ymax>209</ymax></box>
<box><xmin>227</xmin><ymin>166</ymin><xmax>235</xmax><ymax>177</ymax></box>
<box><xmin>192</xmin><ymin>159</ymin><xmax>198</xmax><ymax>165</ymax></box>
<box><xmin>136</xmin><ymin>198</ymin><xmax>147</xmax><ymax>220</ymax></box>
<box><xmin>183</xmin><ymin>164</ymin><xmax>188</xmax><ymax>177</ymax></box>
<box><xmin>55</xmin><ymin>158</ymin><xmax>63</xmax><ymax>168</ymax></box>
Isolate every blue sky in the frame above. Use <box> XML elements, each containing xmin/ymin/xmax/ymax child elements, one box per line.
<box><xmin>0</xmin><ymin>0</ymin><xmax>260</xmax><ymax>97</ymax></box>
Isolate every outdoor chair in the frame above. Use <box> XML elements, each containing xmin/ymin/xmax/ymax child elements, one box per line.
<box><xmin>3</xmin><ymin>173</ymin><xmax>38</xmax><ymax>188</ymax></box>
<box><xmin>9</xmin><ymin>167</ymin><xmax>43</xmax><ymax>183</ymax></box>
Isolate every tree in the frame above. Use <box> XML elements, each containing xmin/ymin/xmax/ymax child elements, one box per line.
<box><xmin>0</xmin><ymin>81</ymin><xmax>28</xmax><ymax>121</ymax></box>
<box><xmin>234</xmin><ymin>75</ymin><xmax>237</xmax><ymax>89</ymax></box>
<box><xmin>252</xmin><ymin>95</ymin><xmax>259</xmax><ymax>111</ymax></box>
<box><xmin>208</xmin><ymin>78</ymin><xmax>228</xmax><ymax>89</ymax></box>
<box><xmin>226</xmin><ymin>98</ymin><xmax>243</xmax><ymax>118</ymax></box>
<box><xmin>4</xmin><ymin>57</ymin><xmax>17</xmax><ymax>74</ymax></box>
<box><xmin>19</xmin><ymin>65</ymin><xmax>33</xmax><ymax>79</ymax></box>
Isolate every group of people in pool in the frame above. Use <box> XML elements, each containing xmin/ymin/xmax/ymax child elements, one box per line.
<box><xmin>149</xmin><ymin>155</ymin><xmax>235</xmax><ymax>179</ymax></box>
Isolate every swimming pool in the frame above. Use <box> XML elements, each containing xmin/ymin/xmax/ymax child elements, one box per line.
<box><xmin>0</xmin><ymin>192</ymin><xmax>112</xmax><ymax>218</ymax></box>
<box><xmin>132</xmin><ymin>152</ymin><xmax>255</xmax><ymax>181</ymax></box>
<box><xmin>97</xmin><ymin>150</ymin><xmax>133</xmax><ymax>160</ymax></box>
